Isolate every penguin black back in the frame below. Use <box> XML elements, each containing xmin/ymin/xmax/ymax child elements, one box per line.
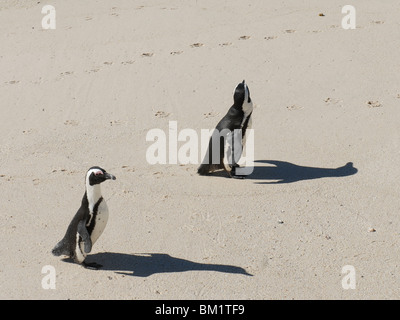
<box><xmin>51</xmin><ymin>194</ymin><xmax>89</xmax><ymax>257</ymax></box>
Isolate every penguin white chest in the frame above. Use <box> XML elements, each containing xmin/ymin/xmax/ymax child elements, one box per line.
<box><xmin>241</xmin><ymin>100</ymin><xmax>253</xmax><ymax>128</ymax></box>
<box><xmin>89</xmin><ymin>200</ymin><xmax>109</xmax><ymax>245</ymax></box>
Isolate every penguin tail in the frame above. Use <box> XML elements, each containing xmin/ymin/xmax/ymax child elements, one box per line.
<box><xmin>197</xmin><ymin>164</ymin><xmax>209</xmax><ymax>176</ymax></box>
<box><xmin>197</xmin><ymin>164</ymin><xmax>211</xmax><ymax>175</ymax></box>
<box><xmin>197</xmin><ymin>163</ymin><xmax>223</xmax><ymax>175</ymax></box>
<box><xmin>52</xmin><ymin>239</ymin><xmax>72</xmax><ymax>257</ymax></box>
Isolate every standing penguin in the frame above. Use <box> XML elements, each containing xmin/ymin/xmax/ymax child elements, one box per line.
<box><xmin>52</xmin><ymin>166</ymin><xmax>116</xmax><ymax>269</ymax></box>
<box><xmin>198</xmin><ymin>80</ymin><xmax>253</xmax><ymax>178</ymax></box>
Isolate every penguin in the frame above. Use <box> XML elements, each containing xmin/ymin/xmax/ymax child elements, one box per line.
<box><xmin>198</xmin><ymin>80</ymin><xmax>253</xmax><ymax>178</ymax></box>
<box><xmin>52</xmin><ymin>166</ymin><xmax>116</xmax><ymax>269</ymax></box>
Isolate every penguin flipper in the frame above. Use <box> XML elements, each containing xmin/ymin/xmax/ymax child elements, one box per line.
<box><xmin>224</xmin><ymin>130</ymin><xmax>244</xmax><ymax>168</ymax></box>
<box><xmin>77</xmin><ymin>220</ymin><xmax>92</xmax><ymax>253</ymax></box>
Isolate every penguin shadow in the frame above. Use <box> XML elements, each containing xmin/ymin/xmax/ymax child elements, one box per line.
<box><xmin>84</xmin><ymin>252</ymin><xmax>252</xmax><ymax>277</ymax></box>
<box><xmin>248</xmin><ymin>160</ymin><xmax>358</xmax><ymax>184</ymax></box>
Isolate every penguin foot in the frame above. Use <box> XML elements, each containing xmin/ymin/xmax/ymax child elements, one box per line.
<box><xmin>229</xmin><ymin>165</ymin><xmax>248</xmax><ymax>179</ymax></box>
<box><xmin>229</xmin><ymin>167</ymin><xmax>246</xmax><ymax>179</ymax></box>
<box><xmin>231</xmin><ymin>174</ymin><xmax>246</xmax><ymax>179</ymax></box>
<box><xmin>82</xmin><ymin>262</ymin><xmax>103</xmax><ymax>270</ymax></box>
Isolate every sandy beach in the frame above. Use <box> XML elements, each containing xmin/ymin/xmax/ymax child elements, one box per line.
<box><xmin>0</xmin><ymin>0</ymin><xmax>399</xmax><ymax>299</ymax></box>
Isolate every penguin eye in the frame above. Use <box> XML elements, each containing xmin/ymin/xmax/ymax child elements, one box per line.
<box><xmin>94</xmin><ymin>171</ymin><xmax>103</xmax><ymax>176</ymax></box>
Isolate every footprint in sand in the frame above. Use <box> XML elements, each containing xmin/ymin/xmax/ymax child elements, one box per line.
<box><xmin>219</xmin><ymin>42</ymin><xmax>232</xmax><ymax>47</ymax></box>
<box><xmin>154</xmin><ymin>111</ymin><xmax>170</xmax><ymax>118</ymax></box>
<box><xmin>59</xmin><ymin>71</ymin><xmax>74</xmax><ymax>79</ymax></box>
<box><xmin>110</xmin><ymin>7</ymin><xmax>119</xmax><ymax>16</ymax></box>
<box><xmin>152</xmin><ymin>171</ymin><xmax>163</xmax><ymax>179</ymax></box>
<box><xmin>190</xmin><ymin>43</ymin><xmax>204</xmax><ymax>48</ymax></box>
<box><xmin>170</xmin><ymin>51</ymin><xmax>183</xmax><ymax>55</ymax></box>
<box><xmin>1</xmin><ymin>175</ymin><xmax>13</xmax><ymax>181</ymax></box>
<box><xmin>0</xmin><ymin>174</ymin><xmax>12</xmax><ymax>182</ymax></box>
<box><xmin>121</xmin><ymin>60</ymin><xmax>135</xmax><ymax>65</ymax></box>
<box><xmin>103</xmin><ymin>61</ymin><xmax>113</xmax><ymax>65</ymax></box>
<box><xmin>64</xmin><ymin>120</ymin><xmax>79</xmax><ymax>126</ymax></box>
<box><xmin>239</xmin><ymin>35</ymin><xmax>251</xmax><ymax>40</ymax></box>
<box><xmin>109</xmin><ymin>120</ymin><xmax>123</xmax><ymax>126</ymax></box>
<box><xmin>366</xmin><ymin>101</ymin><xmax>382</xmax><ymax>108</ymax></box>
<box><xmin>142</xmin><ymin>52</ymin><xmax>154</xmax><ymax>57</ymax></box>
<box><xmin>5</xmin><ymin>80</ymin><xmax>19</xmax><ymax>84</ymax></box>
<box><xmin>121</xmin><ymin>165</ymin><xmax>135</xmax><ymax>173</ymax></box>
<box><xmin>203</xmin><ymin>111</ymin><xmax>220</xmax><ymax>119</ymax></box>
<box><xmin>264</xmin><ymin>36</ymin><xmax>277</xmax><ymax>40</ymax></box>
<box><xmin>52</xmin><ymin>169</ymin><xmax>78</xmax><ymax>175</ymax></box>
<box><xmin>286</xmin><ymin>104</ymin><xmax>303</xmax><ymax>111</ymax></box>
<box><xmin>85</xmin><ymin>68</ymin><xmax>100</xmax><ymax>73</ymax></box>
<box><xmin>324</xmin><ymin>97</ymin><xmax>343</xmax><ymax>106</ymax></box>
<box><xmin>284</xmin><ymin>29</ymin><xmax>296</xmax><ymax>33</ymax></box>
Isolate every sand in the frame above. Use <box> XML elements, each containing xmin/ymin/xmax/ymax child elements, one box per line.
<box><xmin>0</xmin><ymin>0</ymin><xmax>399</xmax><ymax>300</ymax></box>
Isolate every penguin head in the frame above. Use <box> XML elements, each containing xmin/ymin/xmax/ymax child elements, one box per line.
<box><xmin>233</xmin><ymin>80</ymin><xmax>251</xmax><ymax>107</ymax></box>
<box><xmin>86</xmin><ymin>166</ymin><xmax>116</xmax><ymax>186</ymax></box>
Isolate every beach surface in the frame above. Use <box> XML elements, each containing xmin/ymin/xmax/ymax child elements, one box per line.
<box><xmin>0</xmin><ymin>0</ymin><xmax>399</xmax><ymax>299</ymax></box>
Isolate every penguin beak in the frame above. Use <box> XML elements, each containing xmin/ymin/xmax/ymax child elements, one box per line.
<box><xmin>104</xmin><ymin>173</ymin><xmax>116</xmax><ymax>180</ymax></box>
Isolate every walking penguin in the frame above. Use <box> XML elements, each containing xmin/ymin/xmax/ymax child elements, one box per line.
<box><xmin>198</xmin><ymin>80</ymin><xmax>253</xmax><ymax>178</ymax></box>
<box><xmin>52</xmin><ymin>166</ymin><xmax>116</xmax><ymax>269</ymax></box>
